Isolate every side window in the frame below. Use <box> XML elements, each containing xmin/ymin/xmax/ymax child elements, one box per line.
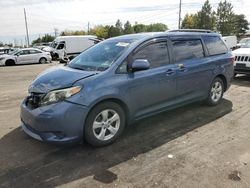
<box><xmin>18</xmin><ymin>50</ymin><xmax>29</xmax><ymax>55</ymax></box>
<box><xmin>203</xmin><ymin>36</ymin><xmax>228</xmax><ymax>56</ymax></box>
<box><xmin>57</xmin><ymin>43</ymin><xmax>65</xmax><ymax>50</ymax></box>
<box><xmin>133</xmin><ymin>41</ymin><xmax>170</xmax><ymax>69</ymax></box>
<box><xmin>172</xmin><ymin>39</ymin><xmax>204</xmax><ymax>62</ymax></box>
<box><xmin>29</xmin><ymin>50</ymin><xmax>42</xmax><ymax>54</ymax></box>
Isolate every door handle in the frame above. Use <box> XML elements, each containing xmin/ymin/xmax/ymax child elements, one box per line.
<box><xmin>166</xmin><ymin>69</ymin><xmax>175</xmax><ymax>76</ymax></box>
<box><xmin>178</xmin><ymin>64</ymin><xmax>187</xmax><ymax>72</ymax></box>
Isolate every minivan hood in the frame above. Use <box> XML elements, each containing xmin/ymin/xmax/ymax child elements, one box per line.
<box><xmin>29</xmin><ymin>66</ymin><xmax>97</xmax><ymax>93</ymax></box>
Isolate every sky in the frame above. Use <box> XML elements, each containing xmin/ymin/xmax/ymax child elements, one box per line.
<box><xmin>0</xmin><ymin>0</ymin><xmax>249</xmax><ymax>45</ymax></box>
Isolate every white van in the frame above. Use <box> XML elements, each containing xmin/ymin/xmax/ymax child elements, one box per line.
<box><xmin>45</xmin><ymin>35</ymin><xmax>99</xmax><ymax>60</ymax></box>
<box><xmin>222</xmin><ymin>36</ymin><xmax>237</xmax><ymax>50</ymax></box>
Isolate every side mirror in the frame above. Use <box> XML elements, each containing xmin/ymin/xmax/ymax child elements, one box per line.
<box><xmin>131</xmin><ymin>59</ymin><xmax>150</xmax><ymax>72</ymax></box>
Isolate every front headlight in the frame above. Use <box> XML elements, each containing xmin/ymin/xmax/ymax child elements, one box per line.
<box><xmin>40</xmin><ymin>86</ymin><xmax>81</xmax><ymax>106</ymax></box>
<box><xmin>0</xmin><ymin>57</ymin><xmax>5</xmax><ymax>61</ymax></box>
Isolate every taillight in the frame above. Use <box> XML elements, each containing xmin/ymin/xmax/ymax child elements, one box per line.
<box><xmin>231</xmin><ymin>56</ymin><xmax>235</xmax><ymax>64</ymax></box>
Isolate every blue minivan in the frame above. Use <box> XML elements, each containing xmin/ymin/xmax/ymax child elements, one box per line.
<box><xmin>20</xmin><ymin>31</ymin><xmax>234</xmax><ymax>146</ymax></box>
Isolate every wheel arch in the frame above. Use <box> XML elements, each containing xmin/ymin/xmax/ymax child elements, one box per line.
<box><xmin>215</xmin><ymin>74</ymin><xmax>227</xmax><ymax>92</ymax></box>
<box><xmin>86</xmin><ymin>98</ymin><xmax>130</xmax><ymax>125</ymax></box>
<box><xmin>5</xmin><ymin>58</ymin><xmax>16</xmax><ymax>66</ymax></box>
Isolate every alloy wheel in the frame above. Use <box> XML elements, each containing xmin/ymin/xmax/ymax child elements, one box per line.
<box><xmin>92</xmin><ymin>109</ymin><xmax>120</xmax><ymax>141</ymax></box>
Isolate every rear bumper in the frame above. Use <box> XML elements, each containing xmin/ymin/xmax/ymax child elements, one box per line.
<box><xmin>20</xmin><ymin>99</ymin><xmax>89</xmax><ymax>144</ymax></box>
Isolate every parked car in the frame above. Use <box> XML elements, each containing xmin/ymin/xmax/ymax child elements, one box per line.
<box><xmin>20</xmin><ymin>31</ymin><xmax>234</xmax><ymax>146</ymax></box>
<box><xmin>236</xmin><ymin>38</ymin><xmax>250</xmax><ymax>48</ymax></box>
<box><xmin>233</xmin><ymin>40</ymin><xmax>250</xmax><ymax>75</ymax></box>
<box><xmin>222</xmin><ymin>36</ymin><xmax>237</xmax><ymax>50</ymax></box>
<box><xmin>0</xmin><ymin>48</ymin><xmax>52</xmax><ymax>66</ymax></box>
<box><xmin>0</xmin><ymin>47</ymin><xmax>15</xmax><ymax>55</ymax></box>
<box><xmin>43</xmin><ymin>35</ymin><xmax>99</xmax><ymax>60</ymax></box>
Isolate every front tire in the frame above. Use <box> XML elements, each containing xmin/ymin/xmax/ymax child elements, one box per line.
<box><xmin>84</xmin><ymin>102</ymin><xmax>126</xmax><ymax>147</ymax></box>
<box><xmin>5</xmin><ymin>59</ymin><xmax>15</xmax><ymax>66</ymax></box>
<box><xmin>206</xmin><ymin>77</ymin><xmax>224</xmax><ymax>106</ymax></box>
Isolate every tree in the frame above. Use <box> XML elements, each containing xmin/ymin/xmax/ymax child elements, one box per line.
<box><xmin>232</xmin><ymin>14</ymin><xmax>249</xmax><ymax>38</ymax></box>
<box><xmin>146</xmin><ymin>23</ymin><xmax>168</xmax><ymax>32</ymax></box>
<box><xmin>108</xmin><ymin>26</ymin><xmax>120</xmax><ymax>37</ymax></box>
<box><xmin>115</xmin><ymin>19</ymin><xmax>123</xmax><ymax>35</ymax></box>
<box><xmin>197</xmin><ymin>0</ymin><xmax>216</xmax><ymax>30</ymax></box>
<box><xmin>216</xmin><ymin>0</ymin><xmax>234</xmax><ymax>35</ymax></box>
<box><xmin>60</xmin><ymin>30</ymin><xmax>86</xmax><ymax>36</ymax></box>
<box><xmin>123</xmin><ymin>21</ymin><xmax>134</xmax><ymax>34</ymax></box>
<box><xmin>0</xmin><ymin>42</ymin><xmax>3</xmax><ymax>47</ymax></box>
<box><xmin>133</xmin><ymin>24</ymin><xmax>147</xmax><ymax>33</ymax></box>
<box><xmin>181</xmin><ymin>13</ymin><xmax>199</xmax><ymax>29</ymax></box>
<box><xmin>90</xmin><ymin>25</ymin><xmax>109</xmax><ymax>39</ymax></box>
<box><xmin>32</xmin><ymin>34</ymin><xmax>55</xmax><ymax>45</ymax></box>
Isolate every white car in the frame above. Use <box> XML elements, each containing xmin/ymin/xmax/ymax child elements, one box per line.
<box><xmin>0</xmin><ymin>48</ymin><xmax>52</xmax><ymax>66</ymax></box>
<box><xmin>233</xmin><ymin>42</ymin><xmax>250</xmax><ymax>75</ymax></box>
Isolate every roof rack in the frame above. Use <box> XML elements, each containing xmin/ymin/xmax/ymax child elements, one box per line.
<box><xmin>167</xmin><ymin>29</ymin><xmax>214</xmax><ymax>33</ymax></box>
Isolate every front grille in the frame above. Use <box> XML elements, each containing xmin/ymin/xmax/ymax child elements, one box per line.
<box><xmin>235</xmin><ymin>55</ymin><xmax>250</xmax><ymax>62</ymax></box>
<box><xmin>26</xmin><ymin>93</ymin><xmax>45</xmax><ymax>109</ymax></box>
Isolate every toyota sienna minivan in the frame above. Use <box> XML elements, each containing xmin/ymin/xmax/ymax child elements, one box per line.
<box><xmin>20</xmin><ymin>31</ymin><xmax>234</xmax><ymax>146</ymax></box>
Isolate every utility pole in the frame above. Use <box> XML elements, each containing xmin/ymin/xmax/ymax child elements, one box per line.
<box><xmin>24</xmin><ymin>8</ymin><xmax>30</xmax><ymax>47</ymax></box>
<box><xmin>54</xmin><ymin>28</ymin><xmax>59</xmax><ymax>37</ymax></box>
<box><xmin>178</xmin><ymin>0</ymin><xmax>182</xmax><ymax>29</ymax></box>
<box><xmin>87</xmin><ymin>22</ymin><xmax>90</xmax><ymax>35</ymax></box>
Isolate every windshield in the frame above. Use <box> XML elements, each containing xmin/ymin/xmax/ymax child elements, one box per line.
<box><xmin>9</xmin><ymin>49</ymin><xmax>19</xmax><ymax>55</ymax></box>
<box><xmin>50</xmin><ymin>41</ymin><xmax>58</xmax><ymax>48</ymax></box>
<box><xmin>239</xmin><ymin>38</ymin><xmax>250</xmax><ymax>44</ymax></box>
<box><xmin>241</xmin><ymin>41</ymin><xmax>250</xmax><ymax>48</ymax></box>
<box><xmin>68</xmin><ymin>40</ymin><xmax>132</xmax><ymax>71</ymax></box>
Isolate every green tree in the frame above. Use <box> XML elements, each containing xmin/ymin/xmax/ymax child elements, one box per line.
<box><xmin>216</xmin><ymin>0</ymin><xmax>234</xmax><ymax>35</ymax></box>
<box><xmin>90</xmin><ymin>25</ymin><xmax>109</xmax><ymax>39</ymax></box>
<box><xmin>181</xmin><ymin>13</ymin><xmax>199</xmax><ymax>29</ymax></box>
<box><xmin>32</xmin><ymin>34</ymin><xmax>55</xmax><ymax>45</ymax></box>
<box><xmin>232</xmin><ymin>14</ymin><xmax>249</xmax><ymax>38</ymax></box>
<box><xmin>197</xmin><ymin>0</ymin><xmax>216</xmax><ymax>30</ymax></box>
<box><xmin>108</xmin><ymin>26</ymin><xmax>120</xmax><ymax>37</ymax></box>
<box><xmin>146</xmin><ymin>23</ymin><xmax>168</xmax><ymax>32</ymax></box>
<box><xmin>123</xmin><ymin>21</ymin><xmax>134</xmax><ymax>34</ymax></box>
<box><xmin>115</xmin><ymin>19</ymin><xmax>123</xmax><ymax>35</ymax></box>
<box><xmin>60</xmin><ymin>30</ymin><xmax>86</xmax><ymax>36</ymax></box>
<box><xmin>133</xmin><ymin>24</ymin><xmax>147</xmax><ymax>33</ymax></box>
<box><xmin>0</xmin><ymin>42</ymin><xmax>3</xmax><ymax>47</ymax></box>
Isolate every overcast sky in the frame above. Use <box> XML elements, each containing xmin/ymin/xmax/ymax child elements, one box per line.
<box><xmin>0</xmin><ymin>0</ymin><xmax>249</xmax><ymax>44</ymax></box>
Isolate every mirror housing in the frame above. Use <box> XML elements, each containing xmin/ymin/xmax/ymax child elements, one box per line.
<box><xmin>130</xmin><ymin>59</ymin><xmax>150</xmax><ymax>72</ymax></box>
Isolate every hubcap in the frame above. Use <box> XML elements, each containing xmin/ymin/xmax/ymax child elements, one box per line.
<box><xmin>93</xmin><ymin>109</ymin><xmax>120</xmax><ymax>141</ymax></box>
<box><xmin>211</xmin><ymin>81</ymin><xmax>222</xmax><ymax>103</ymax></box>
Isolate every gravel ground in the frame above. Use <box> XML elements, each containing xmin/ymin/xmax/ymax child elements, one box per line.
<box><xmin>0</xmin><ymin>63</ymin><xmax>250</xmax><ymax>188</ymax></box>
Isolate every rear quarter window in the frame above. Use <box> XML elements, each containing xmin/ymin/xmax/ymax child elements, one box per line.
<box><xmin>203</xmin><ymin>36</ymin><xmax>228</xmax><ymax>56</ymax></box>
<box><xmin>171</xmin><ymin>39</ymin><xmax>204</xmax><ymax>62</ymax></box>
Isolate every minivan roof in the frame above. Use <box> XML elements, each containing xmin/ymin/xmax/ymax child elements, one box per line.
<box><xmin>106</xmin><ymin>31</ymin><xmax>221</xmax><ymax>42</ymax></box>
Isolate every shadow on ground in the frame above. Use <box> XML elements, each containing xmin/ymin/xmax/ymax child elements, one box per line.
<box><xmin>232</xmin><ymin>75</ymin><xmax>250</xmax><ymax>87</ymax></box>
<box><xmin>0</xmin><ymin>99</ymin><xmax>232</xmax><ymax>188</ymax></box>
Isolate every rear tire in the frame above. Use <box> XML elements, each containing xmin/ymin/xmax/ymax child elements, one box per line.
<box><xmin>5</xmin><ymin>59</ymin><xmax>15</xmax><ymax>66</ymax></box>
<box><xmin>84</xmin><ymin>102</ymin><xmax>126</xmax><ymax>147</ymax></box>
<box><xmin>206</xmin><ymin>77</ymin><xmax>224</xmax><ymax>106</ymax></box>
<box><xmin>39</xmin><ymin>57</ymin><xmax>47</xmax><ymax>64</ymax></box>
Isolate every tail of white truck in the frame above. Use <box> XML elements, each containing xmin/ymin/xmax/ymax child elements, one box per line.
<box><xmin>50</xmin><ymin>35</ymin><xmax>99</xmax><ymax>60</ymax></box>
